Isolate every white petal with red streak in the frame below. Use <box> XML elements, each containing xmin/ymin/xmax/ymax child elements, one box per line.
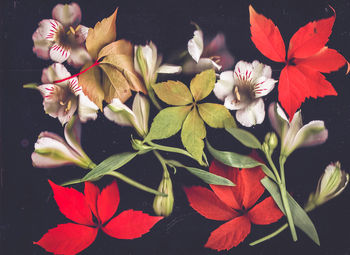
<box><xmin>50</xmin><ymin>43</ymin><xmax>71</xmax><ymax>63</ymax></box>
<box><xmin>254</xmin><ymin>76</ymin><xmax>277</xmax><ymax>98</ymax></box>
<box><xmin>233</xmin><ymin>61</ymin><xmax>253</xmax><ymax>82</ymax></box>
<box><xmin>36</xmin><ymin>19</ymin><xmax>62</xmax><ymax>41</ymax></box>
<box><xmin>68</xmin><ymin>77</ymin><xmax>82</xmax><ymax>96</ymax></box>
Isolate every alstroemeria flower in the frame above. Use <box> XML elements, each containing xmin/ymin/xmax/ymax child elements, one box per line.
<box><xmin>32</xmin><ymin>116</ymin><xmax>93</xmax><ymax>169</ymax></box>
<box><xmin>184</xmin><ymin>159</ymin><xmax>283</xmax><ymax>251</ymax></box>
<box><xmin>34</xmin><ymin>180</ymin><xmax>163</xmax><ymax>255</ymax></box>
<box><xmin>32</xmin><ymin>2</ymin><xmax>91</xmax><ymax>67</ymax></box>
<box><xmin>104</xmin><ymin>93</ymin><xmax>150</xmax><ymax>138</ymax></box>
<box><xmin>184</xmin><ymin>27</ymin><xmax>234</xmax><ymax>74</ymax></box>
<box><xmin>36</xmin><ymin>63</ymin><xmax>98</xmax><ymax>125</ymax></box>
<box><xmin>134</xmin><ymin>41</ymin><xmax>182</xmax><ymax>85</ymax></box>
<box><xmin>213</xmin><ymin>60</ymin><xmax>277</xmax><ymax>127</ymax></box>
<box><xmin>305</xmin><ymin>162</ymin><xmax>349</xmax><ymax>211</ymax></box>
<box><xmin>268</xmin><ymin>102</ymin><xmax>328</xmax><ymax>157</ymax></box>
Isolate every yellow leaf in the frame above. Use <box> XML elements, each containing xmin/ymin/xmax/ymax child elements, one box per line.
<box><xmin>190</xmin><ymin>69</ymin><xmax>216</xmax><ymax>102</ymax></box>
<box><xmin>86</xmin><ymin>8</ymin><xmax>118</xmax><ymax>60</ymax></box>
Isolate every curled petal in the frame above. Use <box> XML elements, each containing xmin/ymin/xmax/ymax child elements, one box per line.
<box><xmin>50</xmin><ymin>43</ymin><xmax>71</xmax><ymax>63</ymax></box>
<box><xmin>268</xmin><ymin>102</ymin><xmax>287</xmax><ymax>136</ymax></box>
<box><xmin>213</xmin><ymin>71</ymin><xmax>234</xmax><ymax>101</ymax></box>
<box><xmin>104</xmin><ymin>98</ymin><xmax>136</xmax><ymax>127</ymax></box>
<box><xmin>157</xmin><ymin>64</ymin><xmax>182</xmax><ymax>74</ymax></box>
<box><xmin>78</xmin><ymin>94</ymin><xmax>99</xmax><ymax>123</ymax></box>
<box><xmin>132</xmin><ymin>93</ymin><xmax>150</xmax><ymax>135</ymax></box>
<box><xmin>293</xmin><ymin>120</ymin><xmax>328</xmax><ymax>149</ymax></box>
<box><xmin>205</xmin><ymin>216</ymin><xmax>251</xmax><ymax>251</ymax></box>
<box><xmin>68</xmin><ymin>47</ymin><xmax>92</xmax><ymax>68</ymax></box>
<box><xmin>236</xmin><ymin>98</ymin><xmax>265</xmax><ymax>127</ymax></box>
<box><xmin>41</xmin><ymin>63</ymin><xmax>71</xmax><ymax>85</ymax></box>
<box><xmin>52</xmin><ymin>2</ymin><xmax>82</xmax><ymax>27</ymax></box>
<box><xmin>188</xmin><ymin>29</ymin><xmax>204</xmax><ymax>63</ymax></box>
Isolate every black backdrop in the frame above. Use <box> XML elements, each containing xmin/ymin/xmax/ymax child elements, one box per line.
<box><xmin>2</xmin><ymin>0</ymin><xmax>350</xmax><ymax>254</ymax></box>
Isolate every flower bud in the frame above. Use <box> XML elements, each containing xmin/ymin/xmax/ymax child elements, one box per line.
<box><xmin>153</xmin><ymin>169</ymin><xmax>174</xmax><ymax>217</ymax></box>
<box><xmin>305</xmin><ymin>162</ymin><xmax>349</xmax><ymax>211</ymax></box>
<box><xmin>263</xmin><ymin>132</ymin><xmax>278</xmax><ymax>155</ymax></box>
<box><xmin>131</xmin><ymin>138</ymin><xmax>152</xmax><ymax>153</ymax></box>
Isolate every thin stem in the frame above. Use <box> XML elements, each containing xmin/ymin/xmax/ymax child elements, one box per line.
<box><xmin>250</xmin><ymin>224</ymin><xmax>288</xmax><ymax>246</ymax></box>
<box><xmin>153</xmin><ymin>150</ymin><xmax>168</xmax><ymax>173</ymax></box>
<box><xmin>264</xmin><ymin>152</ymin><xmax>282</xmax><ymax>184</ymax></box>
<box><xmin>53</xmin><ymin>60</ymin><xmax>100</xmax><ymax>83</ymax></box>
<box><xmin>106</xmin><ymin>171</ymin><xmax>166</xmax><ymax>197</ymax></box>
<box><xmin>148</xmin><ymin>141</ymin><xmax>196</xmax><ymax>160</ymax></box>
<box><xmin>23</xmin><ymin>83</ymin><xmax>38</xmax><ymax>89</ymax></box>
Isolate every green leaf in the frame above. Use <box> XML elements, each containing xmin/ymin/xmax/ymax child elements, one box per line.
<box><xmin>224</xmin><ymin>120</ymin><xmax>261</xmax><ymax>149</ymax></box>
<box><xmin>152</xmin><ymin>81</ymin><xmax>193</xmax><ymax>106</ymax></box>
<box><xmin>146</xmin><ymin>106</ymin><xmax>192</xmax><ymax>141</ymax></box>
<box><xmin>168</xmin><ymin>160</ymin><xmax>235</xmax><ymax>186</ymax></box>
<box><xmin>190</xmin><ymin>69</ymin><xmax>216</xmax><ymax>102</ymax></box>
<box><xmin>82</xmin><ymin>152</ymin><xmax>138</xmax><ymax>181</ymax></box>
<box><xmin>181</xmin><ymin>107</ymin><xmax>206</xmax><ymax>165</ymax></box>
<box><xmin>198</xmin><ymin>103</ymin><xmax>236</xmax><ymax>128</ymax></box>
<box><xmin>261</xmin><ymin>177</ymin><xmax>320</xmax><ymax>246</ymax></box>
<box><xmin>206</xmin><ymin>140</ymin><xmax>261</xmax><ymax>168</ymax></box>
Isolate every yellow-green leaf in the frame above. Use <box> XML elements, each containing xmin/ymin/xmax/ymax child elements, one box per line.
<box><xmin>181</xmin><ymin>107</ymin><xmax>206</xmax><ymax>164</ymax></box>
<box><xmin>198</xmin><ymin>103</ymin><xmax>236</xmax><ymax>128</ymax></box>
<box><xmin>152</xmin><ymin>81</ymin><xmax>193</xmax><ymax>106</ymax></box>
<box><xmin>146</xmin><ymin>106</ymin><xmax>192</xmax><ymax>141</ymax></box>
<box><xmin>86</xmin><ymin>8</ymin><xmax>118</xmax><ymax>60</ymax></box>
<box><xmin>190</xmin><ymin>69</ymin><xmax>216</xmax><ymax>102</ymax></box>
<box><xmin>79</xmin><ymin>61</ymin><xmax>104</xmax><ymax>110</ymax></box>
<box><xmin>100</xmin><ymin>63</ymin><xmax>132</xmax><ymax>103</ymax></box>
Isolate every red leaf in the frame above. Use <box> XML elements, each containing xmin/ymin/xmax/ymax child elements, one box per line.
<box><xmin>294</xmin><ymin>47</ymin><xmax>348</xmax><ymax>73</ymax></box>
<box><xmin>48</xmin><ymin>180</ymin><xmax>94</xmax><ymax>226</ymax></box>
<box><xmin>249</xmin><ymin>5</ymin><xmax>286</xmax><ymax>62</ymax></box>
<box><xmin>102</xmin><ymin>209</ymin><xmax>163</xmax><ymax>239</ymax></box>
<box><xmin>279</xmin><ymin>65</ymin><xmax>337</xmax><ymax>119</ymax></box>
<box><xmin>184</xmin><ymin>186</ymin><xmax>239</xmax><ymax>221</ymax></box>
<box><xmin>84</xmin><ymin>182</ymin><xmax>100</xmax><ymax>220</ymax></box>
<box><xmin>287</xmin><ymin>16</ymin><xmax>335</xmax><ymax>59</ymax></box>
<box><xmin>204</xmin><ymin>216</ymin><xmax>251</xmax><ymax>251</ymax></box>
<box><xmin>98</xmin><ymin>180</ymin><xmax>120</xmax><ymax>224</ymax></box>
<box><xmin>247</xmin><ymin>197</ymin><xmax>283</xmax><ymax>225</ymax></box>
<box><xmin>240</xmin><ymin>167</ymin><xmax>265</xmax><ymax>209</ymax></box>
<box><xmin>209</xmin><ymin>160</ymin><xmax>242</xmax><ymax>210</ymax></box>
<box><xmin>34</xmin><ymin>223</ymin><xmax>98</xmax><ymax>255</ymax></box>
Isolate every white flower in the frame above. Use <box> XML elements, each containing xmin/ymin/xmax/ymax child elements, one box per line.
<box><xmin>36</xmin><ymin>63</ymin><xmax>98</xmax><ymax>125</ymax></box>
<box><xmin>213</xmin><ymin>60</ymin><xmax>277</xmax><ymax>127</ymax></box>
<box><xmin>268</xmin><ymin>102</ymin><xmax>328</xmax><ymax>157</ymax></box>
<box><xmin>104</xmin><ymin>93</ymin><xmax>150</xmax><ymax>138</ymax></box>
<box><xmin>305</xmin><ymin>162</ymin><xmax>349</xmax><ymax>211</ymax></box>
<box><xmin>32</xmin><ymin>2</ymin><xmax>91</xmax><ymax>67</ymax></box>
<box><xmin>31</xmin><ymin>116</ymin><xmax>93</xmax><ymax>169</ymax></box>
<box><xmin>184</xmin><ymin>27</ymin><xmax>234</xmax><ymax>74</ymax></box>
<box><xmin>134</xmin><ymin>41</ymin><xmax>181</xmax><ymax>86</ymax></box>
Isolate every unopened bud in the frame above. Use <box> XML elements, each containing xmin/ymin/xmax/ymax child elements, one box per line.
<box><xmin>264</xmin><ymin>132</ymin><xmax>278</xmax><ymax>152</ymax></box>
<box><xmin>153</xmin><ymin>169</ymin><xmax>174</xmax><ymax>217</ymax></box>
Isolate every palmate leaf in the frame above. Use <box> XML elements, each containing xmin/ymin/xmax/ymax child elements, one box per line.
<box><xmin>190</xmin><ymin>69</ymin><xmax>216</xmax><ymax>102</ymax></box>
<box><xmin>261</xmin><ymin>177</ymin><xmax>320</xmax><ymax>246</ymax></box>
<box><xmin>198</xmin><ymin>103</ymin><xmax>236</xmax><ymax>128</ymax></box>
<box><xmin>152</xmin><ymin>81</ymin><xmax>193</xmax><ymax>106</ymax></box>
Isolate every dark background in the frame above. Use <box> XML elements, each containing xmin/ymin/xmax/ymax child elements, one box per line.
<box><xmin>2</xmin><ymin>0</ymin><xmax>350</xmax><ymax>254</ymax></box>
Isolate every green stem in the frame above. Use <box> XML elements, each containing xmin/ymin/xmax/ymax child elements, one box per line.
<box><xmin>147</xmin><ymin>141</ymin><xmax>198</xmax><ymax>162</ymax></box>
<box><xmin>145</xmin><ymin>80</ymin><xmax>162</xmax><ymax>111</ymax></box>
<box><xmin>106</xmin><ymin>171</ymin><xmax>166</xmax><ymax>197</ymax></box>
<box><xmin>23</xmin><ymin>83</ymin><xmax>38</xmax><ymax>89</ymax></box>
<box><xmin>264</xmin><ymin>153</ymin><xmax>282</xmax><ymax>184</ymax></box>
<box><xmin>153</xmin><ymin>150</ymin><xmax>168</xmax><ymax>173</ymax></box>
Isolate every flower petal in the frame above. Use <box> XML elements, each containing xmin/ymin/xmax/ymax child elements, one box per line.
<box><xmin>236</xmin><ymin>98</ymin><xmax>265</xmax><ymax>127</ymax></box>
<box><xmin>34</xmin><ymin>223</ymin><xmax>98</xmax><ymax>255</ymax></box>
<box><xmin>247</xmin><ymin>196</ymin><xmax>283</xmax><ymax>225</ymax></box>
<box><xmin>233</xmin><ymin>61</ymin><xmax>253</xmax><ymax>82</ymax></box>
<box><xmin>48</xmin><ymin>180</ymin><xmax>94</xmax><ymax>225</ymax></box>
<box><xmin>68</xmin><ymin>77</ymin><xmax>82</xmax><ymax>96</ymax></box>
<box><xmin>84</xmin><ymin>182</ymin><xmax>100</xmax><ymax>219</ymax></box>
<box><xmin>209</xmin><ymin>160</ymin><xmax>242</xmax><ymax>210</ymax></box>
<box><xmin>78</xmin><ymin>94</ymin><xmax>99</xmax><ymax>123</ymax></box>
<box><xmin>293</xmin><ymin>120</ymin><xmax>328</xmax><ymax>149</ymax></box>
<box><xmin>224</xmin><ymin>94</ymin><xmax>248</xmax><ymax>110</ymax></box>
<box><xmin>75</xmin><ymin>25</ymin><xmax>89</xmax><ymax>44</ymax></box>
<box><xmin>132</xmin><ymin>93</ymin><xmax>150</xmax><ymax>135</ymax></box>
<box><xmin>268</xmin><ymin>102</ymin><xmax>288</xmax><ymax>137</ymax></box>
<box><xmin>157</xmin><ymin>64</ymin><xmax>182</xmax><ymax>74</ymax></box>
<box><xmin>104</xmin><ymin>98</ymin><xmax>136</xmax><ymax>127</ymax></box>
<box><xmin>98</xmin><ymin>181</ymin><xmax>120</xmax><ymax>224</ymax></box>
<box><xmin>50</xmin><ymin>43</ymin><xmax>71</xmax><ymax>63</ymax></box>
<box><xmin>52</xmin><ymin>3</ymin><xmax>82</xmax><ymax>27</ymax></box>
<box><xmin>102</xmin><ymin>209</ymin><xmax>163</xmax><ymax>239</ymax></box>
<box><xmin>254</xmin><ymin>76</ymin><xmax>277</xmax><ymax>98</ymax></box>
<box><xmin>213</xmin><ymin>71</ymin><xmax>234</xmax><ymax>101</ymax></box>
<box><xmin>64</xmin><ymin>115</ymin><xmax>86</xmax><ymax>159</ymax></box>
<box><xmin>57</xmin><ymin>98</ymin><xmax>78</xmax><ymax>125</ymax></box>
<box><xmin>32</xmin><ymin>28</ymin><xmax>51</xmax><ymax>59</ymax></box>
<box><xmin>41</xmin><ymin>63</ymin><xmax>71</xmax><ymax>85</ymax></box>
<box><xmin>36</xmin><ymin>19</ymin><xmax>62</xmax><ymax>42</ymax></box>
<box><xmin>67</xmin><ymin>47</ymin><xmax>91</xmax><ymax>68</ymax></box>
<box><xmin>184</xmin><ymin>186</ymin><xmax>239</xmax><ymax>221</ymax></box>
<box><xmin>205</xmin><ymin>216</ymin><xmax>251</xmax><ymax>251</ymax></box>
<box><xmin>188</xmin><ymin>29</ymin><xmax>204</xmax><ymax>62</ymax></box>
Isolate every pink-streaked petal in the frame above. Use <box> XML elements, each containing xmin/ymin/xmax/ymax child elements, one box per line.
<box><xmin>68</xmin><ymin>77</ymin><xmax>82</xmax><ymax>96</ymax></box>
<box><xmin>41</xmin><ymin>63</ymin><xmax>71</xmax><ymax>85</ymax></box>
<box><xmin>48</xmin><ymin>180</ymin><xmax>94</xmax><ymax>225</ymax></box>
<box><xmin>34</xmin><ymin>223</ymin><xmax>98</xmax><ymax>255</ymax></box>
<box><xmin>50</xmin><ymin>43</ymin><xmax>71</xmax><ymax>63</ymax></box>
<box><xmin>236</xmin><ymin>98</ymin><xmax>265</xmax><ymax>127</ymax></box>
<box><xmin>184</xmin><ymin>186</ymin><xmax>239</xmax><ymax>221</ymax></box>
<box><xmin>247</xmin><ymin>196</ymin><xmax>283</xmax><ymax>225</ymax></box>
<box><xmin>36</xmin><ymin>19</ymin><xmax>62</xmax><ymax>41</ymax></box>
<box><xmin>52</xmin><ymin>2</ymin><xmax>82</xmax><ymax>27</ymax></box>
<box><xmin>188</xmin><ymin>29</ymin><xmax>204</xmax><ymax>63</ymax></box>
<box><xmin>102</xmin><ymin>209</ymin><xmax>163</xmax><ymax>239</ymax></box>
<box><xmin>254</xmin><ymin>77</ymin><xmax>277</xmax><ymax>98</ymax></box>
<box><xmin>233</xmin><ymin>61</ymin><xmax>253</xmax><ymax>82</ymax></box>
<box><xmin>75</xmin><ymin>25</ymin><xmax>89</xmax><ymax>44</ymax></box>
<box><xmin>205</xmin><ymin>216</ymin><xmax>251</xmax><ymax>251</ymax></box>
<box><xmin>67</xmin><ymin>47</ymin><xmax>91</xmax><ymax>68</ymax></box>
<box><xmin>213</xmin><ymin>71</ymin><xmax>234</xmax><ymax>101</ymax></box>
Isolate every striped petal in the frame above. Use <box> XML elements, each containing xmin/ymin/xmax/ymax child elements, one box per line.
<box><xmin>50</xmin><ymin>43</ymin><xmax>71</xmax><ymax>63</ymax></box>
<box><xmin>69</xmin><ymin>77</ymin><xmax>82</xmax><ymax>96</ymax></box>
<box><xmin>41</xmin><ymin>63</ymin><xmax>71</xmax><ymax>85</ymax></box>
<box><xmin>36</xmin><ymin>19</ymin><xmax>63</xmax><ymax>42</ymax></box>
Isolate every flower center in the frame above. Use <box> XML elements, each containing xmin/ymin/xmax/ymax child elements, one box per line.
<box><xmin>232</xmin><ymin>81</ymin><xmax>256</xmax><ymax>105</ymax></box>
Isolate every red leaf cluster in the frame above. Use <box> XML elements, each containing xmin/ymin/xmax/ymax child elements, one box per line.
<box><xmin>249</xmin><ymin>5</ymin><xmax>349</xmax><ymax>119</ymax></box>
<box><xmin>34</xmin><ymin>181</ymin><xmax>163</xmax><ymax>255</ymax></box>
<box><xmin>184</xmin><ymin>159</ymin><xmax>283</xmax><ymax>251</ymax></box>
